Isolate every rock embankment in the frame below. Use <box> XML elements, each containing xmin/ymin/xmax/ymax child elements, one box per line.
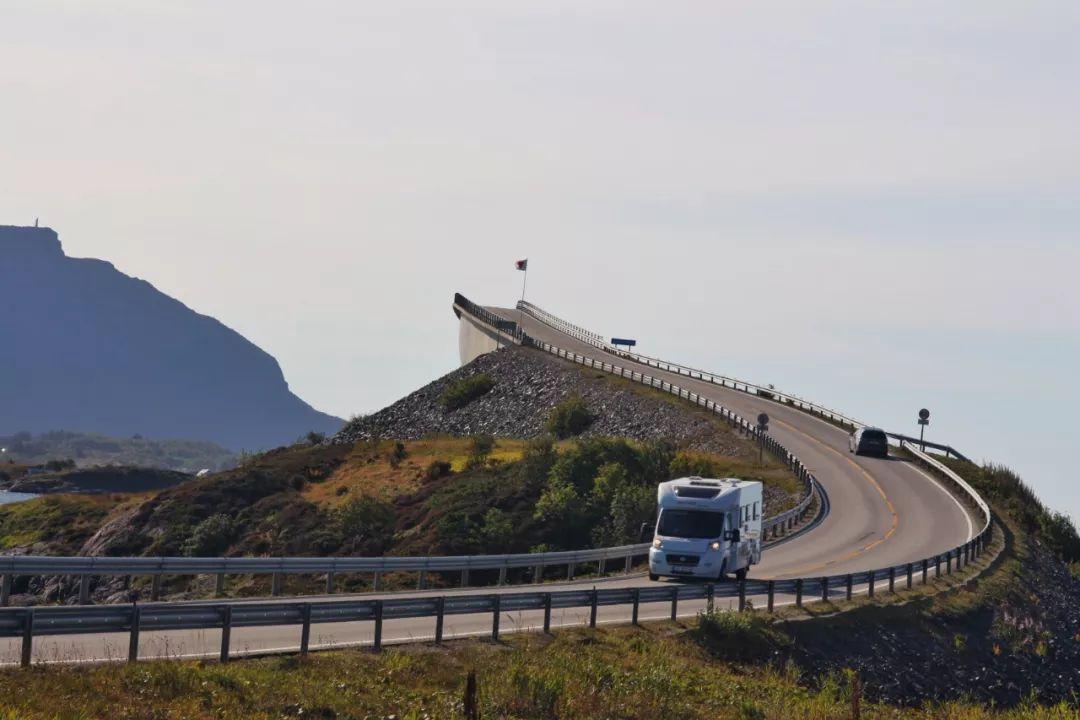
<box><xmin>335</xmin><ymin>346</ymin><xmax>746</xmax><ymax>457</ymax></box>
<box><xmin>784</xmin><ymin>538</ymin><xmax>1080</xmax><ymax>707</ymax></box>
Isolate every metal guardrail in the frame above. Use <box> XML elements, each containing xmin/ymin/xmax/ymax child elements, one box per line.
<box><xmin>903</xmin><ymin>442</ymin><xmax>990</xmax><ymax>535</ymax></box>
<box><xmin>0</xmin><ymin>543</ymin><xmax>649</xmax><ymax>579</ymax></box>
<box><xmin>518</xmin><ymin>300</ymin><xmax>972</xmax><ymax>461</ymax></box>
<box><xmin>0</xmin><ymin>530</ymin><xmax>995</xmax><ymax>666</ymax></box>
<box><xmin>454</xmin><ymin>293</ymin><xmax>524</xmax><ymax>342</ymax></box>
<box><xmin>518</xmin><ymin>300</ymin><xmax>864</xmax><ymax>428</ymax></box>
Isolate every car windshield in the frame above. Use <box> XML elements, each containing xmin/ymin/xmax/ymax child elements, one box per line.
<box><xmin>657</xmin><ymin>509</ymin><xmax>725</xmax><ymax>539</ymax></box>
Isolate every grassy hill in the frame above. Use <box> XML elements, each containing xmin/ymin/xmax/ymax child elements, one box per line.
<box><xmin>0</xmin><ymin>432</ymin><xmax>801</xmax><ymax>602</ymax></box>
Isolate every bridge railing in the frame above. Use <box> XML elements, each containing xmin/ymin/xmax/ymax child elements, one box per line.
<box><xmin>516</xmin><ymin>300</ymin><xmax>971</xmax><ymax>461</ymax></box>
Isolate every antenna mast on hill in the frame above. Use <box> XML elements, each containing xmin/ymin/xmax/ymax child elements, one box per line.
<box><xmin>34</xmin><ymin>218</ymin><xmax>39</xmax><ymax>227</ymax></box>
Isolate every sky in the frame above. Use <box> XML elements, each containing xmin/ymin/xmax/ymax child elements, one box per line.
<box><xmin>2</xmin><ymin>2</ymin><xmax>1078</xmax><ymax>519</ymax></box>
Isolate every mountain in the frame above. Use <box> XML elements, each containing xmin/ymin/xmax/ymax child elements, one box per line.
<box><xmin>0</xmin><ymin>224</ymin><xmax>342</xmax><ymax>450</ymax></box>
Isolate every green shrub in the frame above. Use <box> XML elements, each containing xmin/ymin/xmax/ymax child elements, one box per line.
<box><xmin>388</xmin><ymin>441</ymin><xmax>407</xmax><ymax>468</ymax></box>
<box><xmin>182</xmin><ymin>514</ymin><xmax>236</xmax><ymax>557</ymax></box>
<box><xmin>466</xmin><ymin>435</ymin><xmax>495</xmax><ymax>469</ymax></box>
<box><xmin>440</xmin><ymin>373</ymin><xmax>494</xmax><ymax>411</ymax></box>
<box><xmin>546</xmin><ymin>395</ymin><xmax>593</xmax><ymax>439</ymax></box>
<box><xmin>335</xmin><ymin>496</ymin><xmax>395</xmax><ymax>555</ymax></box>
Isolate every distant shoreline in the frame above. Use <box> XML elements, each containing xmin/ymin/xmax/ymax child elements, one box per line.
<box><xmin>0</xmin><ymin>491</ymin><xmax>36</xmax><ymax>505</ymax></box>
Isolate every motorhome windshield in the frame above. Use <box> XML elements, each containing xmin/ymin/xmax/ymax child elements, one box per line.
<box><xmin>657</xmin><ymin>509</ymin><xmax>725</xmax><ymax>539</ymax></box>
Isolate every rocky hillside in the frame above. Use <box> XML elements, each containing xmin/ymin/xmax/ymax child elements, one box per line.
<box><xmin>336</xmin><ymin>345</ymin><xmax>744</xmax><ymax>456</ymax></box>
<box><xmin>0</xmin><ymin>225</ymin><xmax>342</xmax><ymax>450</ymax></box>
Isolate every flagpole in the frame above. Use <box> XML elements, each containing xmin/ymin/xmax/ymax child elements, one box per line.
<box><xmin>517</xmin><ymin>263</ymin><xmax>527</xmax><ymax>337</ymax></box>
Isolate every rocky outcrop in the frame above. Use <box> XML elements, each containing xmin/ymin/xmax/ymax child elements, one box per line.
<box><xmin>0</xmin><ymin>225</ymin><xmax>342</xmax><ymax>450</ymax></box>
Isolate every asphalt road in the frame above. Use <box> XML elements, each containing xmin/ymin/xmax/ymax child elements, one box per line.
<box><xmin>0</xmin><ymin>303</ymin><xmax>979</xmax><ymax>665</ymax></box>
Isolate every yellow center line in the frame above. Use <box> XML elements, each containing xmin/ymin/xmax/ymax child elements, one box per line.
<box><xmin>769</xmin><ymin>416</ymin><xmax>899</xmax><ymax>577</ymax></box>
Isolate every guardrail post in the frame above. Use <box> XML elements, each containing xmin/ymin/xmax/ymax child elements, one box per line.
<box><xmin>1</xmin><ymin>574</ymin><xmax>11</xmax><ymax>606</ymax></box>
<box><xmin>219</xmin><ymin>605</ymin><xmax>232</xmax><ymax>663</ymax></box>
<box><xmin>888</xmin><ymin>568</ymin><xmax>896</xmax><ymax>593</ymax></box>
<box><xmin>906</xmin><ymin>563</ymin><xmax>913</xmax><ymax>590</ymax></box>
<box><xmin>533</xmin><ymin>565</ymin><xmax>542</xmax><ymax>583</ymax></box>
<box><xmin>300</xmin><ymin>604</ymin><xmax>312</xmax><ymax>655</ymax></box>
<box><xmin>821</xmin><ymin>577</ymin><xmax>828</xmax><ymax>603</ymax></box>
<box><xmin>670</xmin><ymin>586</ymin><xmax>678</xmax><ymax>621</ymax></box>
<box><xmin>597</xmin><ymin>559</ymin><xmax>604</xmax><ymax>577</ymax></box>
<box><xmin>631</xmin><ymin>588</ymin><xmax>641</xmax><ymax>624</ymax></box>
<box><xmin>374</xmin><ymin>571</ymin><xmax>383</xmax><ymax>591</ymax></box>
<box><xmin>20</xmin><ymin>608</ymin><xmax>33</xmax><ymax>668</ymax></box>
<box><xmin>128</xmin><ymin>606</ymin><xmax>141</xmax><ymax>663</ymax></box>
<box><xmin>435</xmin><ymin>596</ymin><xmax>445</xmax><ymax>644</ymax></box>
<box><xmin>946</xmin><ymin>552</ymin><xmax>953</xmax><ymax>575</ymax></box>
<box><xmin>767</xmin><ymin>580</ymin><xmax>775</xmax><ymax>612</ymax></box>
<box><xmin>935</xmin><ymin>555</ymin><xmax>941</xmax><ymax>578</ymax></box>
<box><xmin>795</xmin><ymin>579</ymin><xmax>803</xmax><ymax>608</ymax></box>
<box><xmin>867</xmin><ymin>571</ymin><xmax>875</xmax><ymax>599</ymax></box>
<box><xmin>738</xmin><ymin>580</ymin><xmax>747</xmax><ymax>611</ymax></box>
<box><xmin>922</xmin><ymin>559</ymin><xmax>928</xmax><ymax>584</ymax></box>
<box><xmin>216</xmin><ymin>573</ymin><xmax>227</xmax><ymax>597</ymax></box>
<box><xmin>589</xmin><ymin>589</ymin><xmax>599</xmax><ymax>628</ymax></box>
<box><xmin>151</xmin><ymin>574</ymin><xmax>162</xmax><ymax>601</ymax></box>
<box><xmin>543</xmin><ymin>592</ymin><xmax>553</xmax><ymax>633</ymax></box>
<box><xmin>271</xmin><ymin>572</ymin><xmax>283</xmax><ymax>597</ymax></box>
<box><xmin>497</xmin><ymin>568</ymin><xmax>506</xmax><ymax>587</ymax></box>
<box><xmin>491</xmin><ymin>595</ymin><xmax>501</xmax><ymax>640</ymax></box>
<box><xmin>325</xmin><ymin>572</ymin><xmax>334</xmax><ymax>595</ymax></box>
<box><xmin>373</xmin><ymin>600</ymin><xmax>383</xmax><ymax>651</ymax></box>
<box><xmin>460</xmin><ymin>569</ymin><xmax>469</xmax><ymax>588</ymax></box>
<box><xmin>845</xmin><ymin>574</ymin><xmax>853</xmax><ymax>601</ymax></box>
<box><xmin>706</xmin><ymin>584</ymin><xmax>715</xmax><ymax>613</ymax></box>
<box><xmin>624</xmin><ymin>554</ymin><xmax>632</xmax><ymax>574</ymax></box>
<box><xmin>567</xmin><ymin>563</ymin><xmax>575</xmax><ymax>581</ymax></box>
<box><xmin>78</xmin><ymin>575</ymin><xmax>92</xmax><ymax>605</ymax></box>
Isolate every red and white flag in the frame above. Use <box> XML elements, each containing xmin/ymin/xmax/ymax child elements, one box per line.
<box><xmin>515</xmin><ymin>259</ymin><xmax>528</xmax><ymax>271</ymax></box>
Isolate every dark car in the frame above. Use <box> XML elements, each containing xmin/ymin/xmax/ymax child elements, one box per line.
<box><xmin>849</xmin><ymin>427</ymin><xmax>889</xmax><ymax>457</ymax></box>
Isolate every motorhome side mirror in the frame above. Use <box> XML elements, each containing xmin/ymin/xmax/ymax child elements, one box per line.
<box><xmin>723</xmin><ymin>529</ymin><xmax>740</xmax><ymax>543</ymax></box>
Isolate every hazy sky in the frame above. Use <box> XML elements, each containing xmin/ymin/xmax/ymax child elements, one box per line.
<box><xmin>3</xmin><ymin>2</ymin><xmax>1078</xmax><ymax>519</ymax></box>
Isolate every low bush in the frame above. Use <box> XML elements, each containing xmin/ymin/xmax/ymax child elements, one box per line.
<box><xmin>440</xmin><ymin>373</ymin><xmax>494</xmax><ymax>411</ymax></box>
<box><xmin>693</xmin><ymin>609</ymin><xmax>784</xmax><ymax>662</ymax></box>
<box><xmin>424</xmin><ymin>459</ymin><xmax>452</xmax><ymax>481</ymax></box>
<box><xmin>546</xmin><ymin>394</ymin><xmax>593</xmax><ymax>439</ymax></box>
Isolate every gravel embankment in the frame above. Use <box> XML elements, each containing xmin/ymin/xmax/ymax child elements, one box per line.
<box><xmin>335</xmin><ymin>346</ymin><xmax>747</xmax><ymax>457</ymax></box>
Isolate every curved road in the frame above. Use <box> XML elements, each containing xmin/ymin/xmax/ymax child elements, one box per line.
<box><xmin>491</xmin><ymin>305</ymin><xmax>978</xmax><ymax>580</ymax></box>
<box><xmin>0</xmin><ymin>301</ymin><xmax>979</xmax><ymax>665</ymax></box>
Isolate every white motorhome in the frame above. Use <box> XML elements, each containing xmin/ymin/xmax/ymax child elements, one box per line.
<box><xmin>648</xmin><ymin>476</ymin><xmax>763</xmax><ymax>581</ymax></box>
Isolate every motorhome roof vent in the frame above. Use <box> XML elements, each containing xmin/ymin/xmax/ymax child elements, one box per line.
<box><xmin>674</xmin><ymin>485</ymin><xmax>721</xmax><ymax>499</ymax></box>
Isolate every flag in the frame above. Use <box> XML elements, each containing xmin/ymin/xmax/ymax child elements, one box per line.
<box><xmin>515</xmin><ymin>259</ymin><xmax>528</xmax><ymax>271</ymax></box>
